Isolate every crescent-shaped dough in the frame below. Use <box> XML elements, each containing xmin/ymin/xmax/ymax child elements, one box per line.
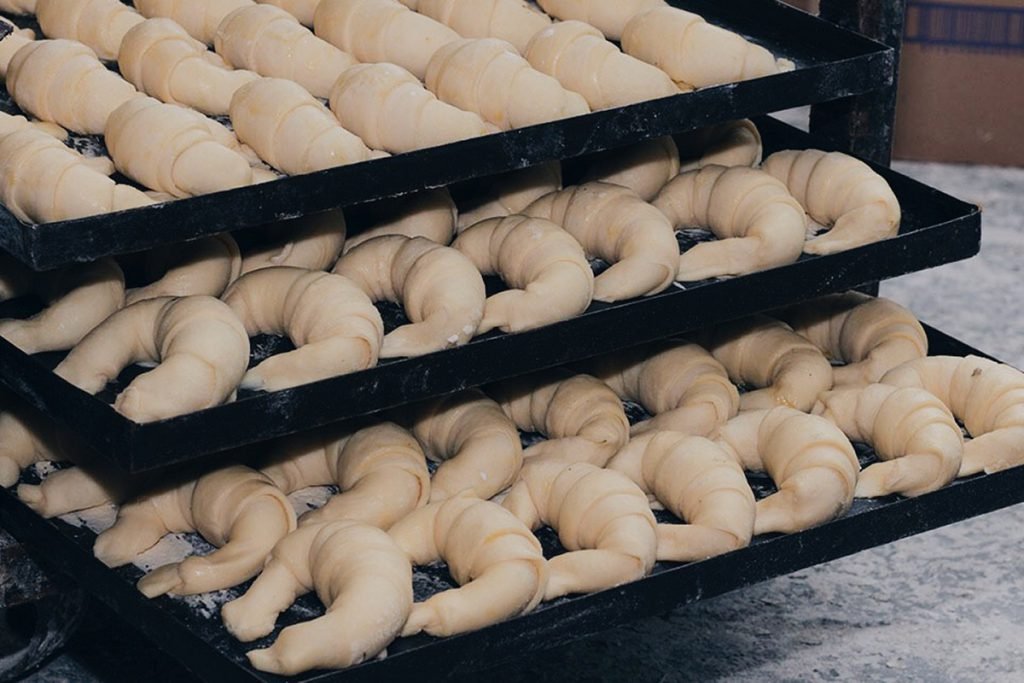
<box><xmin>453</xmin><ymin>214</ymin><xmax>594</xmax><ymax>333</ymax></box>
<box><xmin>126</xmin><ymin>234</ymin><xmax>241</xmax><ymax>305</ymax></box>
<box><xmin>54</xmin><ymin>295</ymin><xmax>250</xmax><ymax>423</ymax></box>
<box><xmin>343</xmin><ymin>189</ymin><xmax>456</xmax><ymax>253</ymax></box>
<box><xmin>36</xmin><ymin>0</ymin><xmax>144</xmax><ymax>62</ymax></box>
<box><xmin>240</xmin><ymin>210</ymin><xmax>347</xmax><ymax>274</ymax></box>
<box><xmin>0</xmin><ymin>400</ymin><xmax>68</xmax><ymax>487</ymax></box>
<box><xmin>455</xmin><ymin>163</ymin><xmax>562</xmax><ymax>231</ymax></box>
<box><xmin>134</xmin><ymin>0</ymin><xmax>252</xmax><ymax>45</ymax></box>
<box><xmin>582</xmin><ymin>136</ymin><xmax>680</xmax><ymax>201</ymax></box>
<box><xmin>17</xmin><ymin>462</ymin><xmax>130</xmax><ymax>518</ymax></box>
<box><xmin>607</xmin><ymin>431</ymin><xmax>755</xmax><ymax>561</ymax></box>
<box><xmin>333</xmin><ymin>235</ymin><xmax>486</xmax><ymax>358</ymax></box>
<box><xmin>390</xmin><ymin>494</ymin><xmax>547</xmax><ymax>636</ymax></box>
<box><xmin>535</xmin><ymin>0</ymin><xmax>665</xmax><ymax>41</ymax></box>
<box><xmin>414</xmin><ymin>0</ymin><xmax>551</xmax><ymax>54</ymax></box>
<box><xmin>0</xmin><ymin>111</ymin><xmax>67</xmax><ymax>143</ymax></box>
<box><xmin>677</xmin><ymin>119</ymin><xmax>763</xmax><ymax>173</ymax></box>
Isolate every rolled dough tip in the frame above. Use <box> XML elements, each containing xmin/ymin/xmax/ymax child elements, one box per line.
<box><xmin>0</xmin><ymin>458</ymin><xmax>20</xmax><ymax>487</ymax></box>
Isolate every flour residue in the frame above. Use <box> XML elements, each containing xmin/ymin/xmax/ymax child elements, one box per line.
<box><xmin>59</xmin><ymin>503</ymin><xmax>117</xmax><ymax>534</ymax></box>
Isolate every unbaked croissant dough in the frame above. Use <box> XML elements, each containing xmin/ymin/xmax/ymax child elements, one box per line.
<box><xmin>701</xmin><ymin>315</ymin><xmax>833</xmax><ymax>413</ymax></box>
<box><xmin>36</xmin><ymin>0</ymin><xmax>144</xmax><ymax>62</ymax></box>
<box><xmin>126</xmin><ymin>234</ymin><xmax>241</xmax><ymax>305</ymax></box>
<box><xmin>408</xmin><ymin>389</ymin><xmax>523</xmax><ymax>501</ymax></box>
<box><xmin>677</xmin><ymin>119</ymin><xmax>763</xmax><ymax>173</ymax></box>
<box><xmin>585</xmin><ymin>340</ymin><xmax>738</xmax><ymax>437</ymax></box>
<box><xmin>452</xmin><ymin>215</ymin><xmax>594</xmax><ymax>333</ymax></box>
<box><xmin>814</xmin><ymin>383</ymin><xmax>962</xmax><ymax>497</ymax></box>
<box><xmin>222</xmin><ymin>267</ymin><xmax>382</xmax><ymax>391</ymax></box>
<box><xmin>653</xmin><ymin>165</ymin><xmax>806</xmax><ymax>281</ymax></box>
<box><xmin>0</xmin><ymin>111</ymin><xmax>65</xmax><ymax>144</ymax></box>
<box><xmin>504</xmin><ymin>461</ymin><xmax>656</xmax><ymax>599</ymax></box>
<box><xmin>0</xmin><ymin>19</ymin><xmax>35</xmax><ymax>78</ymax></box>
<box><xmin>17</xmin><ymin>462</ymin><xmax>130</xmax><ymax>518</ymax></box>
<box><xmin>240</xmin><ymin>210</ymin><xmax>347</xmax><ymax>274</ymax></box>
<box><xmin>607</xmin><ymin>431</ymin><xmax>755</xmax><ymax>561</ymax></box>
<box><xmin>134</xmin><ymin>0</ymin><xmax>253</xmax><ymax>45</ymax></box>
<box><xmin>582</xmin><ymin>136</ymin><xmax>680</xmax><ymax>202</ymax></box>
<box><xmin>222</xmin><ymin>520</ymin><xmax>412</xmax><ymax>675</ymax></box>
<box><xmin>524</xmin><ymin>182</ymin><xmax>678</xmax><ymax>302</ymax></box>
<box><xmin>333</xmin><ymin>235</ymin><xmax>486</xmax><ymax>358</ymax></box>
<box><xmin>780</xmin><ymin>292</ymin><xmax>928</xmax><ymax>386</ymax></box>
<box><xmin>415</xmin><ymin>0</ymin><xmax>551</xmax><ymax>54</ymax></box>
<box><xmin>0</xmin><ymin>400</ymin><xmax>67</xmax><ymax>487</ymax></box>
<box><xmin>94</xmin><ymin>464</ymin><xmax>297</xmax><ymax>597</ymax></box>
<box><xmin>343</xmin><ymin>189</ymin><xmax>456</xmax><ymax>253</ymax></box>
<box><xmin>488</xmin><ymin>369</ymin><xmax>628</xmax><ymax>467</ymax></box>
<box><xmin>455</xmin><ymin>163</ymin><xmax>562</xmax><ymax>231</ymax></box>
<box><xmin>762</xmin><ymin>149</ymin><xmax>901</xmax><ymax>255</ymax></box>
<box><xmin>390</xmin><ymin>494</ymin><xmax>547</xmax><ymax>636</ymax></box>
<box><xmin>535</xmin><ymin>0</ymin><xmax>665</xmax><ymax>41</ymax></box>
<box><xmin>882</xmin><ymin>355</ymin><xmax>1024</xmax><ymax>476</ymax></box>
<box><xmin>715</xmin><ymin>407</ymin><xmax>858</xmax><ymax>535</ymax></box>
<box><xmin>54</xmin><ymin>295</ymin><xmax>250</xmax><ymax>423</ymax></box>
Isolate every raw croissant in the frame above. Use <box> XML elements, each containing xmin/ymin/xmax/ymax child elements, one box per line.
<box><xmin>333</xmin><ymin>236</ymin><xmax>486</xmax><ymax>358</ymax></box>
<box><xmin>0</xmin><ymin>111</ymin><xmax>81</xmax><ymax>153</ymax></box>
<box><xmin>582</xmin><ymin>136</ymin><xmax>680</xmax><ymax>201</ymax></box>
<box><xmin>504</xmin><ymin>461</ymin><xmax>657</xmax><ymax>599</ymax></box>
<box><xmin>701</xmin><ymin>315</ymin><xmax>833</xmax><ymax>413</ymax></box>
<box><xmin>488</xmin><ymin>369</ymin><xmax>628</xmax><ymax>467</ymax></box>
<box><xmin>54</xmin><ymin>295</ymin><xmax>250</xmax><ymax>423</ymax></box>
<box><xmin>260</xmin><ymin>421</ymin><xmax>430</xmax><ymax>528</ymax></box>
<box><xmin>0</xmin><ymin>19</ymin><xmax>34</xmax><ymax>78</ymax></box>
<box><xmin>525</xmin><ymin>182</ymin><xmax>677</xmax><ymax>301</ymax></box>
<box><xmin>882</xmin><ymin>356</ymin><xmax>1024</xmax><ymax>476</ymax></box>
<box><xmin>780</xmin><ymin>292</ymin><xmax>928</xmax><ymax>386</ymax></box>
<box><xmin>126</xmin><ymin>234</ymin><xmax>241</xmax><ymax>305</ymax></box>
<box><xmin>585</xmin><ymin>340</ymin><xmax>738</xmax><ymax>437</ymax></box>
<box><xmin>329</xmin><ymin>62</ymin><xmax>491</xmax><ymax>153</ymax></box>
<box><xmin>36</xmin><ymin>0</ymin><xmax>144</xmax><ymax>62</ymax></box>
<box><xmin>455</xmin><ymin>163</ymin><xmax>562</xmax><ymax>231</ymax></box>
<box><xmin>524</xmin><ymin>21</ymin><xmax>681</xmax><ymax>110</ymax></box>
<box><xmin>653</xmin><ymin>165</ymin><xmax>806</xmax><ymax>281</ymax></box>
<box><xmin>230</xmin><ymin>77</ymin><xmax>377</xmax><ymax>175</ymax></box>
<box><xmin>814</xmin><ymin>383</ymin><xmax>962</xmax><ymax>497</ymax></box>
<box><xmin>715</xmin><ymin>407</ymin><xmax>859</xmax><ymax>535</ymax></box>
<box><xmin>408</xmin><ymin>389</ymin><xmax>524</xmax><ymax>501</ymax></box>
<box><xmin>240</xmin><ymin>210</ymin><xmax>347</xmax><ymax>274</ymax></box>
<box><xmin>608</xmin><ymin>431</ymin><xmax>755</xmax><ymax>561</ymax></box>
<box><xmin>17</xmin><ymin>462</ymin><xmax>130</xmax><ymax>518</ymax></box>
<box><xmin>677</xmin><ymin>119</ymin><xmax>763</xmax><ymax>173</ymax></box>
<box><xmin>134</xmin><ymin>0</ymin><xmax>253</xmax><ymax>45</ymax></box>
<box><xmin>762</xmin><ymin>149</ymin><xmax>901</xmax><ymax>255</ymax></box>
<box><xmin>0</xmin><ymin>401</ymin><xmax>67</xmax><ymax>487</ymax></box>
<box><xmin>93</xmin><ymin>465</ymin><xmax>297</xmax><ymax>597</ymax></box>
<box><xmin>222</xmin><ymin>520</ymin><xmax>412</xmax><ymax>675</ymax></box>
<box><xmin>535</xmin><ymin>0</ymin><xmax>665</xmax><ymax>41</ymax></box>
<box><xmin>222</xmin><ymin>267</ymin><xmax>383</xmax><ymax>391</ymax></box>
<box><xmin>343</xmin><ymin>189</ymin><xmax>456</xmax><ymax>253</ymax></box>
<box><xmin>452</xmin><ymin>215</ymin><xmax>594</xmax><ymax>333</ymax></box>
<box><xmin>415</xmin><ymin>0</ymin><xmax>551</xmax><ymax>54</ymax></box>
<box><xmin>390</xmin><ymin>494</ymin><xmax>547</xmax><ymax>636</ymax></box>
<box><xmin>426</xmin><ymin>37</ymin><xmax>590</xmax><ymax>130</ymax></box>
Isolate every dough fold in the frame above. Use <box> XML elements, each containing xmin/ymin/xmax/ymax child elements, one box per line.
<box><xmin>415</xmin><ymin>0</ymin><xmax>551</xmax><ymax>54</ymax></box>
<box><xmin>36</xmin><ymin>0</ymin><xmax>144</xmax><ymax>61</ymax></box>
<box><xmin>127</xmin><ymin>234</ymin><xmax>241</xmax><ymax>305</ymax></box>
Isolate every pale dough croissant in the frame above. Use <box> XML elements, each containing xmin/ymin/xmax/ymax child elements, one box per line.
<box><xmin>607</xmin><ymin>431</ymin><xmax>755</xmax><ymax>561</ymax></box>
<box><xmin>582</xmin><ymin>136</ymin><xmax>680</xmax><ymax>201</ymax></box>
<box><xmin>134</xmin><ymin>0</ymin><xmax>253</xmax><ymax>45</ymax></box>
<box><xmin>0</xmin><ymin>400</ymin><xmax>67</xmax><ymax>487</ymax></box>
<box><xmin>504</xmin><ymin>461</ymin><xmax>656</xmax><ymax>599</ymax></box>
<box><xmin>126</xmin><ymin>234</ymin><xmax>242</xmax><ymax>305</ymax></box>
<box><xmin>0</xmin><ymin>111</ymin><xmax>96</xmax><ymax>161</ymax></box>
<box><xmin>535</xmin><ymin>0</ymin><xmax>665</xmax><ymax>41</ymax></box>
<box><xmin>222</xmin><ymin>520</ymin><xmax>412</xmax><ymax>675</ymax></box>
<box><xmin>779</xmin><ymin>292</ymin><xmax>928</xmax><ymax>386</ymax></box>
<box><xmin>882</xmin><ymin>356</ymin><xmax>1024</xmax><ymax>476</ymax></box>
<box><xmin>524</xmin><ymin>182</ymin><xmax>678</xmax><ymax>302</ymax></box>
<box><xmin>814</xmin><ymin>383</ymin><xmax>962</xmax><ymax>497</ymax></box>
<box><xmin>488</xmin><ymin>369</ymin><xmax>628</xmax><ymax>467</ymax></box>
<box><xmin>222</xmin><ymin>267</ymin><xmax>384</xmax><ymax>391</ymax></box>
<box><xmin>715</xmin><ymin>407</ymin><xmax>859</xmax><ymax>535</ymax></box>
<box><xmin>0</xmin><ymin>19</ymin><xmax>35</xmax><ymax>78</ymax></box>
<box><xmin>585</xmin><ymin>340</ymin><xmax>738</xmax><ymax>437</ymax></box>
<box><xmin>343</xmin><ymin>189</ymin><xmax>456</xmax><ymax>253</ymax></box>
<box><xmin>452</xmin><ymin>214</ymin><xmax>594</xmax><ymax>333</ymax></box>
<box><xmin>415</xmin><ymin>0</ymin><xmax>551</xmax><ymax>54</ymax></box>
<box><xmin>93</xmin><ymin>465</ymin><xmax>297</xmax><ymax>597</ymax></box>
<box><xmin>17</xmin><ymin>462</ymin><xmax>131</xmax><ymax>518</ymax></box>
<box><xmin>763</xmin><ymin>149</ymin><xmax>901</xmax><ymax>255</ymax></box>
<box><xmin>333</xmin><ymin>235</ymin><xmax>486</xmax><ymax>358</ymax></box>
<box><xmin>677</xmin><ymin>119</ymin><xmax>763</xmax><ymax>173</ymax></box>
<box><xmin>54</xmin><ymin>295</ymin><xmax>250</xmax><ymax>423</ymax></box>
<box><xmin>390</xmin><ymin>494</ymin><xmax>547</xmax><ymax>636</ymax></box>
<box><xmin>240</xmin><ymin>210</ymin><xmax>347</xmax><ymax>274</ymax></box>
<box><xmin>701</xmin><ymin>315</ymin><xmax>833</xmax><ymax>413</ymax></box>
<box><xmin>653</xmin><ymin>165</ymin><xmax>806</xmax><ymax>281</ymax></box>
<box><xmin>455</xmin><ymin>163</ymin><xmax>562</xmax><ymax>231</ymax></box>
<box><xmin>36</xmin><ymin>0</ymin><xmax>144</xmax><ymax>62</ymax></box>
<box><xmin>408</xmin><ymin>389</ymin><xmax>524</xmax><ymax>501</ymax></box>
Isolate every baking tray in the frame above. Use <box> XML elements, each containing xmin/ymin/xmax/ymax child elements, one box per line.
<box><xmin>1</xmin><ymin>327</ymin><xmax>1019</xmax><ymax>682</ymax></box>
<box><xmin>0</xmin><ymin>0</ymin><xmax>895</xmax><ymax>270</ymax></box>
<box><xmin>0</xmin><ymin>118</ymin><xmax>981</xmax><ymax>472</ymax></box>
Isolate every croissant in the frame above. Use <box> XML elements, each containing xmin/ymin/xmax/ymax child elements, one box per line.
<box><xmin>343</xmin><ymin>189</ymin><xmax>456</xmax><ymax>253</ymax></box>
<box><xmin>535</xmin><ymin>0</ymin><xmax>665</xmax><ymax>41</ymax></box>
<box><xmin>54</xmin><ymin>295</ymin><xmax>250</xmax><ymax>423</ymax></box>
<box><xmin>390</xmin><ymin>494</ymin><xmax>547</xmax><ymax>636</ymax></box>
<box><xmin>653</xmin><ymin>165</ymin><xmax>806</xmax><ymax>281</ymax></box>
<box><xmin>134</xmin><ymin>0</ymin><xmax>253</xmax><ymax>45</ymax></box>
<box><xmin>455</xmin><ymin>163</ymin><xmax>562</xmax><ymax>231</ymax></box>
<box><xmin>452</xmin><ymin>215</ymin><xmax>594</xmax><ymax>333</ymax></box>
<box><xmin>585</xmin><ymin>340</ymin><xmax>738</xmax><ymax>437</ymax></box>
<box><xmin>0</xmin><ymin>401</ymin><xmax>67</xmax><ymax>487</ymax></box>
<box><xmin>240</xmin><ymin>210</ymin><xmax>347</xmax><ymax>274</ymax></box>
<box><xmin>426</xmin><ymin>38</ymin><xmax>590</xmax><ymax>131</ymax></box>
<box><xmin>528</xmin><ymin>184</ymin><xmax>677</xmax><ymax>302</ymax></box>
<box><xmin>881</xmin><ymin>356</ymin><xmax>1024</xmax><ymax>476</ymax></box>
<box><xmin>607</xmin><ymin>431</ymin><xmax>755</xmax><ymax>561</ymax></box>
<box><xmin>36</xmin><ymin>0</ymin><xmax>144</xmax><ymax>62</ymax></box>
<box><xmin>126</xmin><ymin>234</ymin><xmax>241</xmax><ymax>305</ymax></box>
<box><xmin>260</xmin><ymin>421</ymin><xmax>430</xmax><ymax>528</ymax></box>
<box><xmin>779</xmin><ymin>292</ymin><xmax>928</xmax><ymax>386</ymax></box>
<box><xmin>582</xmin><ymin>136</ymin><xmax>679</xmax><ymax>202</ymax></box>
<box><xmin>223</xmin><ymin>520</ymin><xmax>412</xmax><ymax>675</ymax></box>
<box><xmin>17</xmin><ymin>462</ymin><xmax>130</xmax><ymax>518</ymax></box>
<box><xmin>0</xmin><ymin>18</ymin><xmax>34</xmax><ymax>78</ymax></box>
<box><xmin>408</xmin><ymin>389</ymin><xmax>524</xmax><ymax>501</ymax></box>
<box><xmin>677</xmin><ymin>119</ymin><xmax>763</xmax><ymax>173</ymax></box>
<box><xmin>762</xmin><ymin>149</ymin><xmax>901</xmax><ymax>255</ymax></box>
<box><xmin>814</xmin><ymin>384</ymin><xmax>962</xmax><ymax>497</ymax></box>
<box><xmin>715</xmin><ymin>407</ymin><xmax>858</xmax><ymax>534</ymax></box>
<box><xmin>329</xmin><ymin>62</ymin><xmax>491</xmax><ymax>153</ymax></box>
<box><xmin>7</xmin><ymin>39</ymin><xmax>140</xmax><ymax>135</ymax></box>
<box><xmin>222</xmin><ymin>267</ymin><xmax>383</xmax><ymax>391</ymax></box>
<box><xmin>488</xmin><ymin>369</ymin><xmax>628</xmax><ymax>467</ymax></box>
<box><xmin>504</xmin><ymin>461</ymin><xmax>656</xmax><ymax>599</ymax></box>
<box><xmin>256</xmin><ymin>0</ymin><xmax>321</xmax><ymax>27</ymax></box>
<box><xmin>333</xmin><ymin>236</ymin><xmax>486</xmax><ymax>358</ymax></box>
<box><xmin>94</xmin><ymin>465</ymin><xmax>296</xmax><ymax>597</ymax></box>
<box><xmin>415</xmin><ymin>0</ymin><xmax>551</xmax><ymax>54</ymax></box>
<box><xmin>701</xmin><ymin>315</ymin><xmax>833</xmax><ymax>412</ymax></box>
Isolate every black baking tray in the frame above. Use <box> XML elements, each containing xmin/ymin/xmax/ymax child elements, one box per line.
<box><xmin>0</xmin><ymin>118</ymin><xmax>982</xmax><ymax>472</ymax></box>
<box><xmin>0</xmin><ymin>327</ymin><xmax>1019</xmax><ymax>683</ymax></box>
<box><xmin>0</xmin><ymin>0</ymin><xmax>894</xmax><ymax>270</ymax></box>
